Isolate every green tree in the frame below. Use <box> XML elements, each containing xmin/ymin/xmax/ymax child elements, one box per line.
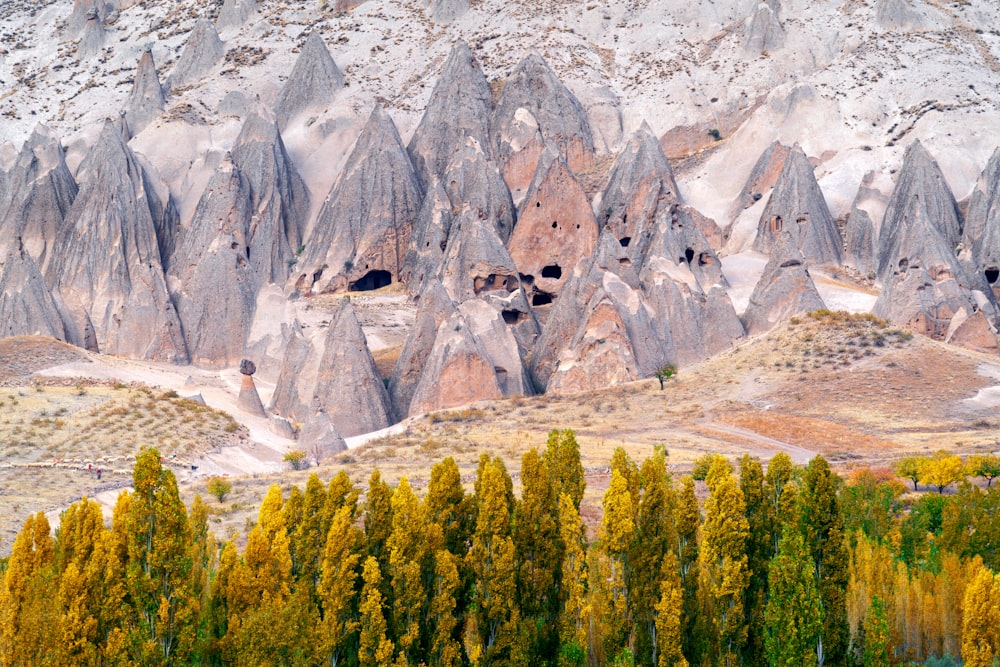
<box><xmin>654</xmin><ymin>552</ymin><xmax>688</xmax><ymax>667</ymax></box>
<box><xmin>740</xmin><ymin>455</ymin><xmax>770</xmax><ymax>667</ymax></box>
<box><xmin>388</xmin><ymin>477</ymin><xmax>430</xmax><ymax>665</ymax></box>
<box><xmin>600</xmin><ymin>468</ymin><xmax>636</xmax><ymax>660</ymax></box>
<box><xmin>798</xmin><ymin>456</ymin><xmax>849</xmax><ymax>667</ymax></box>
<box><xmin>426</xmin><ymin>457</ymin><xmax>472</xmax><ymax>558</ymax></box>
<box><xmin>894</xmin><ymin>456</ymin><xmax>925</xmax><ymax>492</ymax></box>
<box><xmin>558</xmin><ymin>492</ymin><xmax>589</xmax><ymax>662</ymax></box>
<box><xmin>764</xmin><ymin>453</ymin><xmax>796</xmax><ymax>556</ymax></box>
<box><xmin>700</xmin><ymin>456</ymin><xmax>750</xmax><ymax>667</ymax></box>
<box><xmin>318</xmin><ymin>504</ymin><xmax>362</xmax><ymax>667</ymax></box>
<box><xmin>429</xmin><ymin>550</ymin><xmax>463</xmax><ymax>667</ymax></box>
<box><xmin>764</xmin><ymin>527</ymin><xmax>821</xmax><ymax>667</ymax></box>
<box><xmin>207</xmin><ymin>476</ymin><xmax>233</xmax><ymax>502</ymax></box>
<box><xmin>861</xmin><ymin>596</ymin><xmax>890</xmax><ymax>667</ymax></box>
<box><xmin>544</xmin><ymin>429</ymin><xmax>586</xmax><ymax>511</ymax></box>
<box><xmin>674</xmin><ymin>476</ymin><xmax>701</xmax><ymax>664</ymax></box>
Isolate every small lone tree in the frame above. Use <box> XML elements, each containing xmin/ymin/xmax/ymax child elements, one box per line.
<box><xmin>655</xmin><ymin>364</ymin><xmax>677</xmax><ymax>390</ymax></box>
<box><xmin>206</xmin><ymin>476</ymin><xmax>232</xmax><ymax>502</ymax></box>
<box><xmin>284</xmin><ymin>449</ymin><xmax>308</xmax><ymax>471</ymax></box>
<box><xmin>894</xmin><ymin>456</ymin><xmax>925</xmax><ymax>491</ymax></box>
<box><xmin>967</xmin><ymin>453</ymin><xmax>1000</xmax><ymax>488</ymax></box>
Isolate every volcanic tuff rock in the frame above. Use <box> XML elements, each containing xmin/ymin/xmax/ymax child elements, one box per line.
<box><xmin>408</xmin><ymin>309</ymin><xmax>502</xmax><ymax>414</ymax></box>
<box><xmin>877</xmin><ymin>141</ymin><xmax>964</xmax><ymax>281</ymax></box>
<box><xmin>298</xmin><ymin>411</ymin><xmax>347</xmax><ymax>461</ymax></box>
<box><xmin>843</xmin><ymin>173</ymin><xmax>883</xmax><ymax>276</ymax></box>
<box><xmin>389</xmin><ymin>280</ymin><xmax>456</xmax><ymax>417</ymax></box>
<box><xmin>424</xmin><ymin>0</ymin><xmax>469</xmax><ymax>24</ymax></box>
<box><xmin>269</xmin><ymin>319</ymin><xmax>319</xmax><ymax>422</ymax></box>
<box><xmin>46</xmin><ymin>121</ymin><xmax>187</xmax><ymax>361</ymax></box>
<box><xmin>77</xmin><ymin>10</ymin><xmax>105</xmax><ymax>60</ymax></box>
<box><xmin>742</xmin><ymin>238</ymin><xmax>826</xmax><ymax>336</ymax></box>
<box><xmin>0</xmin><ymin>239</ymin><xmax>67</xmax><ymax>340</ymax></box>
<box><xmin>124</xmin><ymin>49</ymin><xmax>165</xmax><ymax>136</ymax></box>
<box><xmin>596</xmin><ymin>126</ymin><xmax>681</xmax><ymax>263</ymax></box>
<box><xmin>217</xmin><ymin>0</ymin><xmax>259</xmax><ymax>32</ymax></box>
<box><xmin>166</xmin><ymin>19</ymin><xmax>225</xmax><ymax>91</ymax></box>
<box><xmin>307</xmin><ymin>299</ymin><xmax>394</xmax><ymax>437</ymax></box>
<box><xmin>293</xmin><ymin>106</ymin><xmax>424</xmax><ymax>295</ymax></box>
<box><xmin>401</xmin><ymin>183</ymin><xmax>453</xmax><ymax>296</ymax></box>
<box><xmin>509</xmin><ymin>151</ymin><xmax>598</xmax><ymax>302</ymax></box>
<box><xmin>491</xmin><ymin>53</ymin><xmax>595</xmax><ymax>200</ymax></box>
<box><xmin>443</xmin><ymin>137</ymin><xmax>515</xmax><ymax>243</ymax></box>
<box><xmin>237</xmin><ymin>372</ymin><xmax>267</xmax><ymax>417</ymax></box>
<box><xmin>964</xmin><ymin>150</ymin><xmax>1000</xmax><ymax>298</ymax></box>
<box><xmin>644</xmin><ymin>205</ymin><xmax>728</xmax><ymax>292</ymax></box>
<box><xmin>274</xmin><ymin>32</ymin><xmax>344</xmax><ymax>129</ymax></box>
<box><xmin>407</xmin><ymin>40</ymin><xmax>493</xmax><ymax>189</ymax></box>
<box><xmin>733</xmin><ymin>141</ymin><xmax>791</xmax><ymax>215</ymax></box>
<box><xmin>743</xmin><ymin>2</ymin><xmax>785</xmax><ymax>56</ymax></box>
<box><xmin>230</xmin><ymin>113</ymin><xmax>309</xmax><ymax>286</ymax></box>
<box><xmin>752</xmin><ymin>145</ymin><xmax>842</xmax><ymax>265</ymax></box>
<box><xmin>169</xmin><ymin>161</ymin><xmax>256</xmax><ymax>369</ymax></box>
<box><xmin>68</xmin><ymin>0</ymin><xmax>103</xmax><ymax>35</ymax></box>
<box><xmin>0</xmin><ymin>126</ymin><xmax>78</xmax><ymax>274</ymax></box>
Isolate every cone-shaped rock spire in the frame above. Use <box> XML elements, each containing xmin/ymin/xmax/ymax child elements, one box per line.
<box><xmin>230</xmin><ymin>112</ymin><xmax>310</xmax><ymax>286</ymax></box>
<box><xmin>843</xmin><ymin>172</ymin><xmax>884</xmax><ymax>276</ymax></box>
<box><xmin>293</xmin><ymin>107</ymin><xmax>423</xmax><ymax>295</ymax></box>
<box><xmin>743</xmin><ymin>2</ymin><xmax>785</xmax><ymax>55</ymax></box>
<box><xmin>169</xmin><ymin>161</ymin><xmax>257</xmax><ymax>368</ymax></box>
<box><xmin>77</xmin><ymin>9</ymin><xmax>106</xmax><ymax>59</ymax></box>
<box><xmin>275</xmin><ymin>32</ymin><xmax>344</xmax><ymax>128</ymax></box>
<box><xmin>407</xmin><ymin>41</ymin><xmax>493</xmax><ymax>188</ymax></box>
<box><xmin>733</xmin><ymin>140</ymin><xmax>791</xmax><ymax>215</ymax></box>
<box><xmin>47</xmin><ymin>121</ymin><xmax>187</xmax><ymax>361</ymax></box>
<box><xmin>0</xmin><ymin>239</ymin><xmax>67</xmax><ymax>340</ymax></box>
<box><xmin>124</xmin><ymin>48</ymin><xmax>165</xmax><ymax>135</ymax></box>
<box><xmin>217</xmin><ymin>0</ymin><xmax>259</xmax><ymax>31</ymax></box>
<box><xmin>491</xmin><ymin>53</ymin><xmax>595</xmax><ymax>199</ymax></box>
<box><xmin>167</xmin><ymin>19</ymin><xmax>224</xmax><ymax>91</ymax></box>
<box><xmin>752</xmin><ymin>145</ymin><xmax>842</xmax><ymax>265</ymax></box>
<box><xmin>742</xmin><ymin>236</ymin><xmax>826</xmax><ymax>335</ymax></box>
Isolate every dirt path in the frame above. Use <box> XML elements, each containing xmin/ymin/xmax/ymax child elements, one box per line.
<box><xmin>692</xmin><ymin>420</ymin><xmax>816</xmax><ymax>464</ymax></box>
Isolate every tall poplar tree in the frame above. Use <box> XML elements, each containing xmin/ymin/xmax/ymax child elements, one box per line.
<box><xmin>360</xmin><ymin>556</ymin><xmax>396</xmax><ymax>667</ymax></box>
<box><xmin>741</xmin><ymin>455</ymin><xmax>771</xmax><ymax>667</ymax></box>
<box><xmin>600</xmin><ymin>468</ymin><xmax>635</xmax><ymax>661</ymax></box>
<box><xmin>675</xmin><ymin>476</ymin><xmax>701</xmax><ymax>663</ymax></box>
<box><xmin>764</xmin><ymin>527</ymin><xmax>821</xmax><ymax>667</ymax></box>
<box><xmin>545</xmin><ymin>429</ymin><xmax>586</xmax><ymax>511</ymax></box>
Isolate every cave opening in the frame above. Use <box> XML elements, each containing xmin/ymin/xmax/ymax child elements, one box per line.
<box><xmin>532</xmin><ymin>292</ymin><xmax>554</xmax><ymax>306</ymax></box>
<box><xmin>619</xmin><ymin>237</ymin><xmax>632</xmax><ymax>247</ymax></box>
<box><xmin>541</xmin><ymin>264</ymin><xmax>563</xmax><ymax>279</ymax></box>
<box><xmin>349</xmin><ymin>269</ymin><xmax>392</xmax><ymax>292</ymax></box>
<box><xmin>986</xmin><ymin>267</ymin><xmax>999</xmax><ymax>285</ymax></box>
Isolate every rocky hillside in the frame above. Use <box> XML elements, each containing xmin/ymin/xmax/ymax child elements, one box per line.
<box><xmin>1</xmin><ymin>0</ymin><xmax>999</xmax><ymax>445</ymax></box>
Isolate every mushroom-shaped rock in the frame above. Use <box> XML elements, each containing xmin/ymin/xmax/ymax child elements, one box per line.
<box><xmin>293</xmin><ymin>107</ymin><xmax>423</xmax><ymax>295</ymax></box>
<box><xmin>275</xmin><ymin>32</ymin><xmax>344</xmax><ymax>128</ymax></box>
<box><xmin>733</xmin><ymin>141</ymin><xmax>791</xmax><ymax>215</ymax></box>
<box><xmin>216</xmin><ymin>0</ymin><xmax>259</xmax><ymax>31</ymax></box>
<box><xmin>169</xmin><ymin>162</ymin><xmax>257</xmax><ymax>368</ymax></box>
<box><xmin>230</xmin><ymin>112</ymin><xmax>310</xmax><ymax>286</ymax></box>
<box><xmin>843</xmin><ymin>173</ymin><xmax>884</xmax><ymax>276</ymax></box>
<box><xmin>77</xmin><ymin>9</ymin><xmax>106</xmax><ymax>60</ymax></box>
<box><xmin>1</xmin><ymin>126</ymin><xmax>78</xmax><ymax>274</ymax></box>
<box><xmin>742</xmin><ymin>240</ymin><xmax>826</xmax><ymax>336</ymax></box>
<box><xmin>47</xmin><ymin>121</ymin><xmax>187</xmax><ymax>362</ymax></box>
<box><xmin>408</xmin><ymin>308</ymin><xmax>513</xmax><ymax>415</ymax></box>
<box><xmin>124</xmin><ymin>48</ymin><xmax>165</xmax><ymax>135</ymax></box>
<box><xmin>877</xmin><ymin>141</ymin><xmax>963</xmax><ymax>279</ymax></box>
<box><xmin>491</xmin><ymin>54</ymin><xmax>595</xmax><ymax>200</ymax></box>
<box><xmin>509</xmin><ymin>151</ymin><xmax>598</xmax><ymax>302</ymax></box>
<box><xmin>299</xmin><ymin>411</ymin><xmax>348</xmax><ymax>461</ymax></box>
<box><xmin>407</xmin><ymin>40</ymin><xmax>493</xmax><ymax>188</ymax></box>
<box><xmin>309</xmin><ymin>299</ymin><xmax>394</xmax><ymax>437</ymax></box>
<box><xmin>752</xmin><ymin>145</ymin><xmax>842</xmax><ymax>265</ymax></box>
<box><xmin>388</xmin><ymin>281</ymin><xmax>456</xmax><ymax>417</ymax></box>
<box><xmin>166</xmin><ymin>20</ymin><xmax>224</xmax><ymax>91</ymax></box>
<box><xmin>236</xmin><ymin>359</ymin><xmax>267</xmax><ymax>417</ymax></box>
<box><xmin>743</xmin><ymin>2</ymin><xmax>785</xmax><ymax>55</ymax></box>
<box><xmin>596</xmin><ymin>126</ymin><xmax>680</xmax><ymax>262</ymax></box>
<box><xmin>0</xmin><ymin>239</ymin><xmax>67</xmax><ymax>340</ymax></box>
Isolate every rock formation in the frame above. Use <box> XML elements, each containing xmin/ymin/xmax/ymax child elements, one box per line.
<box><xmin>596</xmin><ymin>126</ymin><xmax>681</xmax><ymax>262</ymax></box>
<box><xmin>0</xmin><ymin>239</ymin><xmax>67</xmax><ymax>340</ymax></box>
<box><xmin>443</xmin><ymin>137</ymin><xmax>515</xmax><ymax>243</ymax></box>
<box><xmin>307</xmin><ymin>299</ymin><xmax>394</xmax><ymax>437</ymax></box>
<box><xmin>298</xmin><ymin>411</ymin><xmax>347</xmax><ymax>461</ymax></box>
<box><xmin>0</xmin><ymin>126</ymin><xmax>78</xmax><ymax>274</ymax></box>
<box><xmin>642</xmin><ymin>203</ymin><xmax>728</xmax><ymax>292</ymax></box>
<box><xmin>77</xmin><ymin>9</ymin><xmax>105</xmax><ymax>60</ymax></box>
<box><xmin>166</xmin><ymin>19</ymin><xmax>224</xmax><ymax>91</ymax></box>
<box><xmin>752</xmin><ymin>144</ymin><xmax>842</xmax><ymax>265</ymax></box>
<box><xmin>293</xmin><ymin>107</ymin><xmax>424</xmax><ymax>295</ymax></box>
<box><xmin>964</xmin><ymin>150</ymin><xmax>1000</xmax><ymax>298</ymax></box>
<box><xmin>424</xmin><ymin>0</ymin><xmax>469</xmax><ymax>23</ymax></box>
<box><xmin>843</xmin><ymin>172</ymin><xmax>883</xmax><ymax>276</ymax></box>
<box><xmin>508</xmin><ymin>151</ymin><xmax>598</xmax><ymax>303</ymax></box>
<box><xmin>274</xmin><ymin>32</ymin><xmax>344</xmax><ymax>128</ymax></box>
<box><xmin>743</xmin><ymin>2</ymin><xmax>785</xmax><ymax>55</ymax></box>
<box><xmin>400</xmin><ymin>183</ymin><xmax>453</xmax><ymax>296</ymax></box>
<box><xmin>269</xmin><ymin>320</ymin><xmax>319</xmax><ymax>422</ymax></box>
<box><xmin>217</xmin><ymin>0</ymin><xmax>259</xmax><ymax>31</ymax></box>
<box><xmin>169</xmin><ymin>160</ymin><xmax>257</xmax><ymax>368</ymax></box>
<box><xmin>491</xmin><ymin>53</ymin><xmax>595</xmax><ymax>200</ymax></box>
<box><xmin>230</xmin><ymin>112</ymin><xmax>310</xmax><ymax>286</ymax></box>
<box><xmin>407</xmin><ymin>40</ymin><xmax>493</xmax><ymax>188</ymax></box>
<box><xmin>124</xmin><ymin>48</ymin><xmax>165</xmax><ymax>136</ymax></box>
<box><xmin>733</xmin><ymin>141</ymin><xmax>791</xmax><ymax>214</ymax></box>
<box><xmin>742</xmin><ymin>238</ymin><xmax>826</xmax><ymax>336</ymax></box>
<box><xmin>388</xmin><ymin>281</ymin><xmax>456</xmax><ymax>417</ymax></box>
<box><xmin>236</xmin><ymin>359</ymin><xmax>267</xmax><ymax>416</ymax></box>
<box><xmin>46</xmin><ymin>120</ymin><xmax>187</xmax><ymax>362</ymax></box>
<box><xmin>69</xmin><ymin>0</ymin><xmax>103</xmax><ymax>35</ymax></box>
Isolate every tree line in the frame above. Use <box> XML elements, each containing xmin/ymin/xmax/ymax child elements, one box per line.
<box><xmin>1</xmin><ymin>432</ymin><xmax>1000</xmax><ymax>666</ymax></box>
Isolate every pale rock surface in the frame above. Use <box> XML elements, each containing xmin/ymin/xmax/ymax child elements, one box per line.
<box><xmin>298</xmin><ymin>411</ymin><xmax>347</xmax><ymax>460</ymax></box>
<box><xmin>843</xmin><ymin>172</ymin><xmax>883</xmax><ymax>276</ymax></box>
<box><xmin>424</xmin><ymin>0</ymin><xmax>469</xmax><ymax>24</ymax></box>
<box><xmin>0</xmin><ymin>239</ymin><xmax>67</xmax><ymax>340</ymax></box>
<box><xmin>743</xmin><ymin>2</ymin><xmax>785</xmax><ymax>55</ymax></box>
<box><xmin>217</xmin><ymin>0</ymin><xmax>259</xmax><ymax>32</ymax></box>
<box><xmin>742</xmin><ymin>238</ymin><xmax>826</xmax><ymax>335</ymax></box>
<box><xmin>732</xmin><ymin>141</ymin><xmax>791</xmax><ymax>217</ymax></box>
<box><xmin>166</xmin><ymin>20</ymin><xmax>225</xmax><ymax>91</ymax></box>
<box><xmin>124</xmin><ymin>49</ymin><xmax>165</xmax><ymax>136</ymax></box>
<box><xmin>77</xmin><ymin>10</ymin><xmax>105</xmax><ymax>60</ymax></box>
<box><xmin>275</xmin><ymin>32</ymin><xmax>344</xmax><ymax>129</ymax></box>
